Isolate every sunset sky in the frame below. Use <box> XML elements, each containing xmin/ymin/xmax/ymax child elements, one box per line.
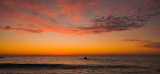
<box><xmin>0</xmin><ymin>0</ymin><xmax>160</xmax><ymax>55</ymax></box>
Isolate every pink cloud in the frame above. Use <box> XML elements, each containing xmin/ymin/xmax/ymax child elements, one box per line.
<box><xmin>94</xmin><ymin>10</ymin><xmax>101</xmax><ymax>14</ymax></box>
<box><xmin>71</xmin><ymin>15</ymin><xmax>81</xmax><ymax>20</ymax></box>
<box><xmin>57</xmin><ymin>4</ymin><xmax>76</xmax><ymax>15</ymax></box>
<box><xmin>41</xmin><ymin>10</ymin><xmax>56</xmax><ymax>17</ymax></box>
<box><xmin>0</xmin><ymin>0</ymin><xmax>159</xmax><ymax>36</ymax></box>
<box><xmin>89</xmin><ymin>1</ymin><xmax>99</xmax><ymax>6</ymax></box>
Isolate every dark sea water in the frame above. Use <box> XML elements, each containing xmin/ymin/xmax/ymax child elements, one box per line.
<box><xmin>0</xmin><ymin>55</ymin><xmax>160</xmax><ymax>74</ymax></box>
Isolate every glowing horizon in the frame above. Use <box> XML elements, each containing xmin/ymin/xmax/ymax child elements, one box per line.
<box><xmin>0</xmin><ymin>0</ymin><xmax>160</xmax><ymax>55</ymax></box>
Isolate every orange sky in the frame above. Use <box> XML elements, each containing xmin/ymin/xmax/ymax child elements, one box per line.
<box><xmin>0</xmin><ymin>0</ymin><xmax>160</xmax><ymax>55</ymax></box>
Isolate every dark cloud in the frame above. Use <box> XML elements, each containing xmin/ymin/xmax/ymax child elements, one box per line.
<box><xmin>144</xmin><ymin>42</ymin><xmax>160</xmax><ymax>49</ymax></box>
<box><xmin>122</xmin><ymin>39</ymin><xmax>142</xmax><ymax>42</ymax></box>
<box><xmin>0</xmin><ymin>26</ymin><xmax>42</xmax><ymax>33</ymax></box>
<box><xmin>80</xmin><ymin>15</ymin><xmax>147</xmax><ymax>34</ymax></box>
<box><xmin>122</xmin><ymin>39</ymin><xmax>160</xmax><ymax>49</ymax></box>
<box><xmin>142</xmin><ymin>45</ymin><xmax>160</xmax><ymax>49</ymax></box>
<box><xmin>79</xmin><ymin>0</ymin><xmax>160</xmax><ymax>34</ymax></box>
<box><xmin>137</xmin><ymin>0</ymin><xmax>160</xmax><ymax>18</ymax></box>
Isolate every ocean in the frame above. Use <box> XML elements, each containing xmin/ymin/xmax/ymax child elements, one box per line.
<box><xmin>0</xmin><ymin>55</ymin><xmax>160</xmax><ymax>74</ymax></box>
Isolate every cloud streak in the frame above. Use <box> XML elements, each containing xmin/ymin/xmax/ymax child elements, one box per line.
<box><xmin>122</xmin><ymin>39</ymin><xmax>160</xmax><ymax>49</ymax></box>
<box><xmin>0</xmin><ymin>26</ymin><xmax>42</xmax><ymax>33</ymax></box>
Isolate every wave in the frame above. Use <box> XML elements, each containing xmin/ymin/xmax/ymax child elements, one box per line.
<box><xmin>0</xmin><ymin>63</ymin><xmax>145</xmax><ymax>69</ymax></box>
